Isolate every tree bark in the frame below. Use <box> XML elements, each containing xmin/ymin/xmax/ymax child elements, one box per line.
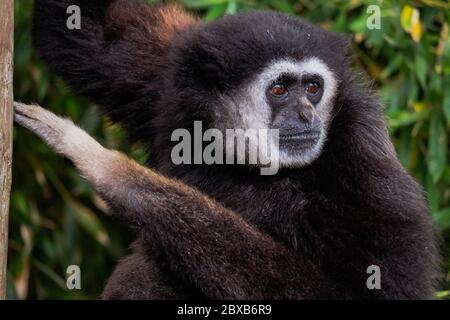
<box><xmin>0</xmin><ymin>0</ymin><xmax>14</xmax><ymax>300</ymax></box>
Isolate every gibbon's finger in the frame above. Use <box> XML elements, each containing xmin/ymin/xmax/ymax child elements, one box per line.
<box><xmin>13</xmin><ymin>102</ymin><xmax>68</xmax><ymax>148</ymax></box>
<box><xmin>13</xmin><ymin>101</ymin><xmax>106</xmax><ymax>168</ymax></box>
<box><xmin>14</xmin><ymin>101</ymin><xmax>62</xmax><ymax>124</ymax></box>
<box><xmin>14</xmin><ymin>101</ymin><xmax>68</xmax><ymax>136</ymax></box>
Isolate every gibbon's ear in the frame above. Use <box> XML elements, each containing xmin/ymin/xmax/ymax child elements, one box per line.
<box><xmin>33</xmin><ymin>0</ymin><xmax>198</xmax><ymax>143</ymax></box>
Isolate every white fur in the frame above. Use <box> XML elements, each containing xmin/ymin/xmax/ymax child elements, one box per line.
<box><xmin>219</xmin><ymin>57</ymin><xmax>338</xmax><ymax>168</ymax></box>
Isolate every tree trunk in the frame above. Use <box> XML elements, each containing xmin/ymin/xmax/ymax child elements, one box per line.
<box><xmin>0</xmin><ymin>0</ymin><xmax>14</xmax><ymax>300</ymax></box>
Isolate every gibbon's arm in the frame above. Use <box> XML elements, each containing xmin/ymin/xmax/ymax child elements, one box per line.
<box><xmin>33</xmin><ymin>0</ymin><xmax>197</xmax><ymax>143</ymax></box>
<box><xmin>14</xmin><ymin>102</ymin><xmax>337</xmax><ymax>299</ymax></box>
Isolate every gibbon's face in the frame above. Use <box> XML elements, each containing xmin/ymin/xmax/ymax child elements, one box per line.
<box><xmin>172</xmin><ymin>11</ymin><xmax>348</xmax><ymax>168</ymax></box>
<box><xmin>231</xmin><ymin>57</ymin><xmax>337</xmax><ymax>167</ymax></box>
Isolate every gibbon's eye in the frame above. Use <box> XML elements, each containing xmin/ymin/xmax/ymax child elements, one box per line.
<box><xmin>305</xmin><ymin>81</ymin><xmax>320</xmax><ymax>95</ymax></box>
<box><xmin>270</xmin><ymin>83</ymin><xmax>288</xmax><ymax>97</ymax></box>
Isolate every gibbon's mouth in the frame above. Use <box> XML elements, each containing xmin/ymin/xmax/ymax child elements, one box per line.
<box><xmin>279</xmin><ymin>131</ymin><xmax>321</xmax><ymax>150</ymax></box>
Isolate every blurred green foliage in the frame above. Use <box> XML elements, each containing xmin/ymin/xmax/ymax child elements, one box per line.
<box><xmin>8</xmin><ymin>0</ymin><xmax>450</xmax><ymax>299</ymax></box>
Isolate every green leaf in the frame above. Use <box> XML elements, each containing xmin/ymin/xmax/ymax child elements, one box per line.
<box><xmin>271</xmin><ymin>0</ymin><xmax>295</xmax><ymax>14</ymax></box>
<box><xmin>442</xmin><ymin>166</ymin><xmax>450</xmax><ymax>186</ymax></box>
<box><xmin>443</xmin><ymin>78</ymin><xmax>450</xmax><ymax>124</ymax></box>
<box><xmin>433</xmin><ymin>207</ymin><xmax>450</xmax><ymax>231</ymax></box>
<box><xmin>436</xmin><ymin>290</ymin><xmax>450</xmax><ymax>299</ymax></box>
<box><xmin>349</xmin><ymin>14</ymin><xmax>367</xmax><ymax>33</ymax></box>
<box><xmin>414</xmin><ymin>54</ymin><xmax>427</xmax><ymax>89</ymax></box>
<box><xmin>428</xmin><ymin>111</ymin><xmax>448</xmax><ymax>182</ymax></box>
<box><xmin>397</xmin><ymin>128</ymin><xmax>413</xmax><ymax>168</ymax></box>
<box><xmin>33</xmin><ymin>260</ymin><xmax>67</xmax><ymax>290</ymax></box>
<box><xmin>381</xmin><ymin>54</ymin><xmax>403</xmax><ymax>79</ymax></box>
<box><xmin>388</xmin><ymin>110</ymin><xmax>421</xmax><ymax>129</ymax></box>
<box><xmin>226</xmin><ymin>0</ymin><xmax>237</xmax><ymax>14</ymax></box>
<box><xmin>182</xmin><ymin>0</ymin><xmax>228</xmax><ymax>9</ymax></box>
<box><xmin>72</xmin><ymin>202</ymin><xmax>110</xmax><ymax>247</ymax></box>
<box><xmin>204</xmin><ymin>3</ymin><xmax>227</xmax><ymax>21</ymax></box>
<box><xmin>426</xmin><ymin>172</ymin><xmax>440</xmax><ymax>214</ymax></box>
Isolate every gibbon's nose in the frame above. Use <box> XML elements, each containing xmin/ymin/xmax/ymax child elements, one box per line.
<box><xmin>296</xmin><ymin>96</ymin><xmax>316</xmax><ymax>125</ymax></box>
<box><xmin>297</xmin><ymin>106</ymin><xmax>315</xmax><ymax>125</ymax></box>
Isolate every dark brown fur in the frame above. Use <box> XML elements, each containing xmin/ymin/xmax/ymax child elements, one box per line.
<box><xmin>31</xmin><ymin>0</ymin><xmax>440</xmax><ymax>299</ymax></box>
